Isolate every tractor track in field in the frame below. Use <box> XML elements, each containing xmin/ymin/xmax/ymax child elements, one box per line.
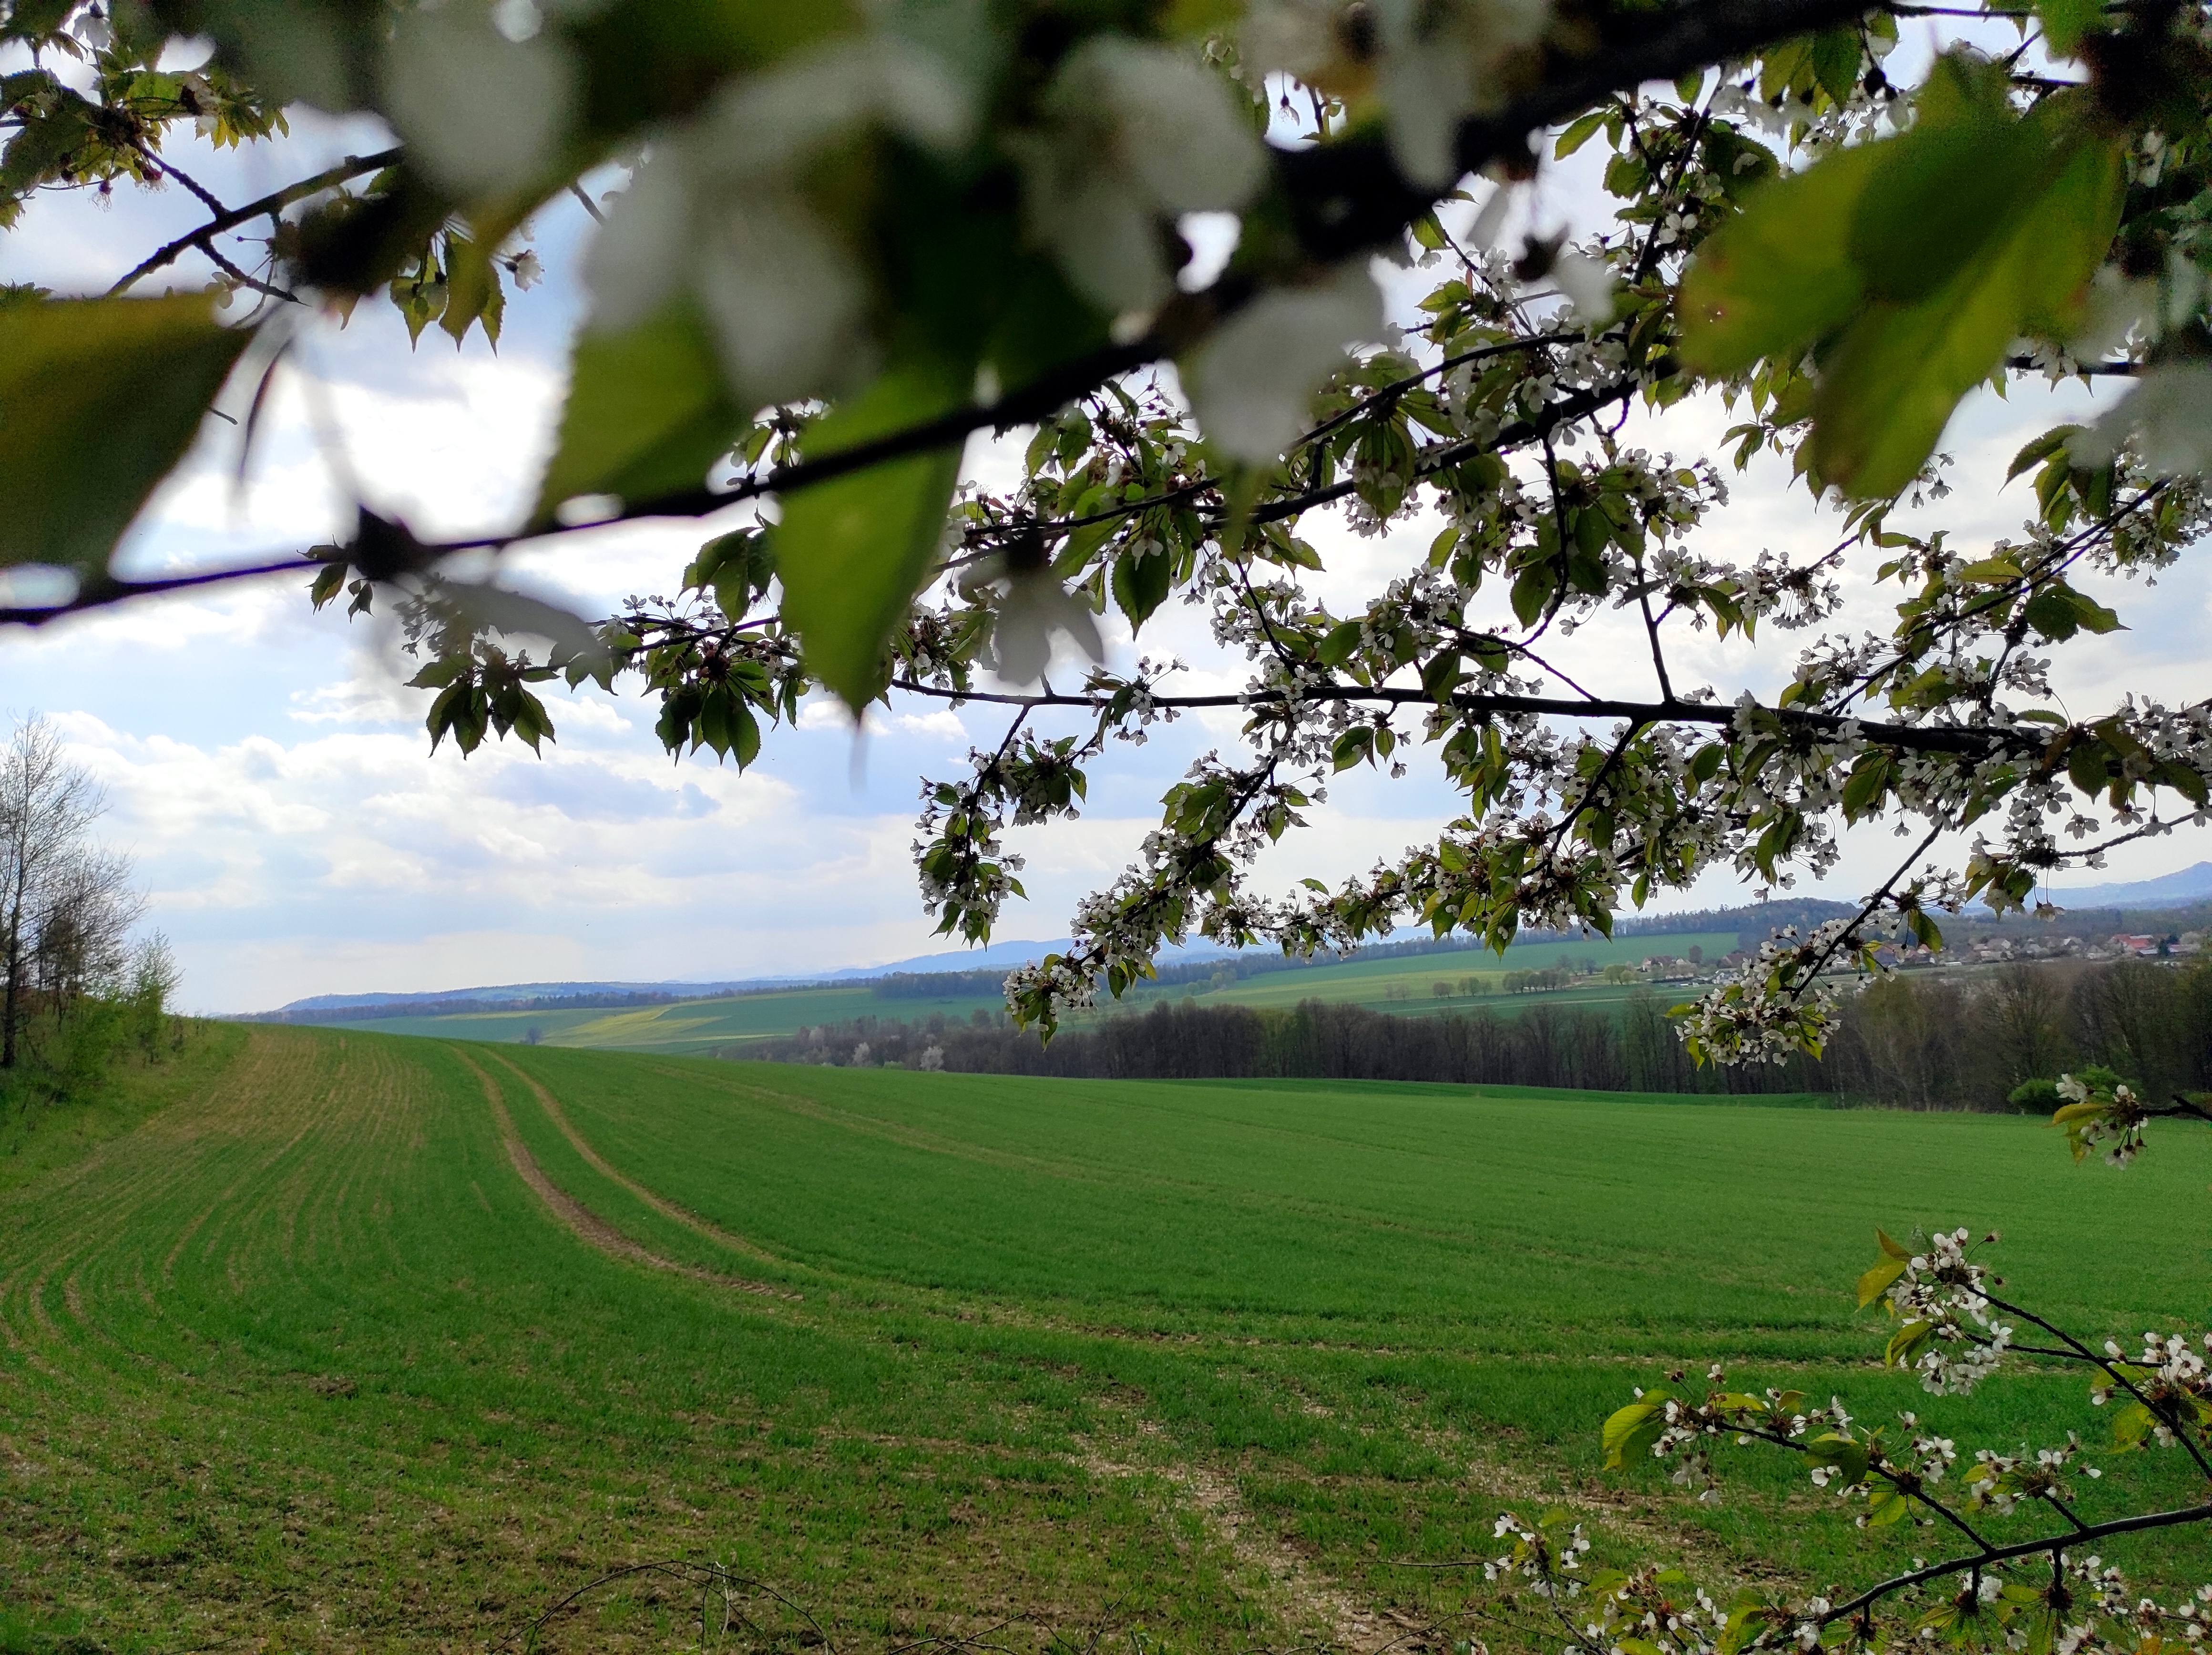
<box><xmin>461</xmin><ymin>1045</ymin><xmax>1786</xmax><ymax>1639</ymax></box>
<box><xmin>457</xmin><ymin>1049</ymin><xmax>800</xmax><ymax>1301</ymax></box>
<box><xmin>481</xmin><ymin>1049</ymin><xmax>801</xmax><ymax>1291</ymax></box>
<box><xmin>473</xmin><ymin>1051</ymin><xmax>1461</xmax><ymax>1652</ymax></box>
<box><xmin>1082</xmin><ymin>1419</ymin><xmax>1431</xmax><ymax>1655</ymax></box>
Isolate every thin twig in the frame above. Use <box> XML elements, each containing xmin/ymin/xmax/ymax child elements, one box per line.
<box><xmin>109</xmin><ymin>147</ymin><xmax>403</xmax><ymax>296</ymax></box>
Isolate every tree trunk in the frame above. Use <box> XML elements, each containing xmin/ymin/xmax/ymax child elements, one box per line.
<box><xmin>2</xmin><ymin>857</ymin><xmax>25</xmax><ymax>1071</ymax></box>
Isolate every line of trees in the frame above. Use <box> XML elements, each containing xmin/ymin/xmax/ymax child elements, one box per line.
<box><xmin>0</xmin><ymin>716</ymin><xmax>179</xmax><ymax>1101</ymax></box>
<box><xmin>743</xmin><ymin>992</ymin><xmax>1829</xmax><ymax>1096</ymax></box>
<box><xmin>743</xmin><ymin>957</ymin><xmax>2212</xmax><ymax>1113</ymax></box>
<box><xmin>1821</xmin><ymin>959</ymin><xmax>2212</xmax><ymax>1110</ymax></box>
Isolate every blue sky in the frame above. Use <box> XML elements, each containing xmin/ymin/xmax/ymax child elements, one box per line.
<box><xmin>5</xmin><ymin>84</ymin><xmax>2210</xmax><ymax>1015</ymax></box>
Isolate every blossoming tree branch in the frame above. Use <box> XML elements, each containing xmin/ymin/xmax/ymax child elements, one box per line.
<box><xmin>1467</xmin><ymin>1073</ymin><xmax>2212</xmax><ymax>1655</ymax></box>
<box><xmin>4</xmin><ymin>0</ymin><xmax>2211</xmax><ymax>1048</ymax></box>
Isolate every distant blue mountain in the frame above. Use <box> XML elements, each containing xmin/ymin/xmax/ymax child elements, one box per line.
<box><xmin>2036</xmin><ymin>861</ymin><xmax>2212</xmax><ymax>911</ymax></box>
<box><xmin>805</xmin><ymin>935</ymin><xmax>1235</xmax><ymax>981</ymax></box>
<box><xmin>269</xmin><ymin>937</ymin><xmax>1239</xmax><ymax>1015</ymax></box>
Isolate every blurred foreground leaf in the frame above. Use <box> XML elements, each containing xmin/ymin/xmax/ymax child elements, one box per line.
<box><xmin>0</xmin><ymin>294</ymin><xmax>246</xmax><ymax>572</ymax></box>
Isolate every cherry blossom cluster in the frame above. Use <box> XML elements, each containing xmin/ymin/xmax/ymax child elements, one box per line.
<box><xmin>1883</xmin><ymin>1227</ymin><xmax>2014</xmax><ymax>1395</ymax></box>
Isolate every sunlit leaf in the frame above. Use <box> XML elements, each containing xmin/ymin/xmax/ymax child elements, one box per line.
<box><xmin>1678</xmin><ymin>143</ymin><xmax>1882</xmax><ymax>376</ymax></box>
<box><xmin>532</xmin><ymin>298</ymin><xmax>744</xmax><ymax>526</ymax></box>
<box><xmin>0</xmin><ymin>294</ymin><xmax>246</xmax><ymax>573</ymax></box>
<box><xmin>775</xmin><ymin>358</ymin><xmax>968</xmax><ymax>710</ymax></box>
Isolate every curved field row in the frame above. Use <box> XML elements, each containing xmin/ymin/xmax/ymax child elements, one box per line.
<box><xmin>3</xmin><ymin>1028</ymin><xmax>2206</xmax><ymax>1650</ymax></box>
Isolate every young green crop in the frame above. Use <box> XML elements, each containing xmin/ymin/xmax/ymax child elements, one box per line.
<box><xmin>2</xmin><ymin>1030</ymin><xmax>2203</xmax><ymax>1649</ymax></box>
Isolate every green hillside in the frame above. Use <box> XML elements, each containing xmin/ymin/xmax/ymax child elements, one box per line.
<box><xmin>328</xmin><ymin>930</ymin><xmax>1742</xmax><ymax>1052</ymax></box>
<box><xmin>2</xmin><ymin>1029</ymin><xmax>2200</xmax><ymax>1649</ymax></box>
<box><xmin>338</xmin><ymin>981</ymin><xmax>1005</xmax><ymax>1049</ymax></box>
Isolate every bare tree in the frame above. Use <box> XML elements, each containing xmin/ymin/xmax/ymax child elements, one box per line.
<box><xmin>1981</xmin><ymin>963</ymin><xmax>2075</xmax><ymax>1094</ymax></box>
<box><xmin>0</xmin><ymin>717</ymin><xmax>141</xmax><ymax>1069</ymax></box>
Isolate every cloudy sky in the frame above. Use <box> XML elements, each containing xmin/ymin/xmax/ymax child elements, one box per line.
<box><xmin>5</xmin><ymin>72</ymin><xmax>2209</xmax><ymax>1015</ymax></box>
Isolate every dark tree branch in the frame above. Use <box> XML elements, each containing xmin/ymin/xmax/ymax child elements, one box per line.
<box><xmin>883</xmin><ymin>678</ymin><xmax>2041</xmax><ymax>759</ymax></box>
<box><xmin>108</xmin><ymin>147</ymin><xmax>405</xmax><ymax>296</ymax></box>
<box><xmin>1819</xmin><ymin>1501</ymin><xmax>2212</xmax><ymax>1625</ymax></box>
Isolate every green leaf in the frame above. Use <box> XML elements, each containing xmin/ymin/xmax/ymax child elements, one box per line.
<box><xmin>1111</xmin><ymin>542</ymin><xmax>1175</xmax><ymax>631</ymax></box>
<box><xmin>775</xmin><ymin>358</ymin><xmax>969</xmax><ymax>710</ymax></box>
<box><xmin>1316</xmin><ymin>619</ymin><xmax>1365</xmax><ymax>668</ymax></box>
<box><xmin>687</xmin><ymin>528</ymin><xmax>774</xmax><ymax>623</ymax></box>
<box><xmin>2007</xmin><ymin>424</ymin><xmax>2081</xmax><ymax>481</ymax></box>
<box><xmin>1804</xmin><ymin>1432</ymin><xmax>1870</xmax><ymax>1488</ymax></box>
<box><xmin>1810</xmin><ymin>125</ymin><xmax>2123</xmax><ymax>497</ymax></box>
<box><xmin>2110</xmin><ymin>1400</ymin><xmax>2158</xmax><ymax>1450</ymax></box>
<box><xmin>0</xmin><ymin>0</ymin><xmax>75</xmax><ymax>41</ymax></box>
<box><xmin>1720</xmin><ymin>1596</ymin><xmax>1787</xmax><ymax>1655</ymax></box>
<box><xmin>2023</xmin><ymin>582</ymin><xmax>2124</xmax><ymax>642</ymax></box>
<box><xmin>0</xmin><ymin>295</ymin><xmax>247</xmax><ymax>573</ymax></box>
<box><xmin>1884</xmin><ymin>1318</ymin><xmax>1934</xmax><ymax>1369</ymax></box>
<box><xmin>1841</xmin><ymin>752</ymin><xmax>1892</xmax><ymax>820</ymax></box>
<box><xmin>1810</xmin><ymin>28</ymin><xmax>1862</xmax><ymax>106</ymax></box>
<box><xmin>2035</xmin><ymin>0</ymin><xmax>2102</xmax><ymax>55</ymax></box>
<box><xmin>1678</xmin><ymin>142</ymin><xmax>1883</xmax><ymax>376</ymax></box>
<box><xmin>1856</xmin><ymin>1255</ymin><xmax>1907</xmax><ymax>1307</ymax></box>
<box><xmin>1600</xmin><ymin>1394</ymin><xmax>1669</xmax><ymax>1470</ymax></box>
<box><xmin>1555</xmin><ymin>110</ymin><xmax>1608</xmax><ymax>160</ymax></box>
<box><xmin>1865</xmin><ymin>1487</ymin><xmax>1912</xmax><ymax>1525</ymax></box>
<box><xmin>1847</xmin><ymin>101</ymin><xmax>2046</xmax><ymax>306</ymax></box>
<box><xmin>309</xmin><ymin>560</ymin><xmax>349</xmax><ymax>611</ymax></box>
<box><xmin>531</xmin><ymin>298</ymin><xmax>743</xmax><ymax>526</ymax></box>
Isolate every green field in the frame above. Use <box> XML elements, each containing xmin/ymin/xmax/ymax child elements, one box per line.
<box><xmin>327</xmin><ymin>931</ymin><xmax>1742</xmax><ymax>1053</ymax></box>
<box><xmin>3</xmin><ymin>1028</ymin><xmax>2203</xmax><ymax>1651</ymax></box>
<box><xmin>336</xmin><ymin>983</ymin><xmax>1008</xmax><ymax>1050</ymax></box>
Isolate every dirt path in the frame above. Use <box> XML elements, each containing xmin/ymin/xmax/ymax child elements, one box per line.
<box><xmin>1081</xmin><ymin>1418</ymin><xmax>1432</xmax><ymax>1655</ymax></box>
<box><xmin>468</xmin><ymin>1046</ymin><xmax>1756</xmax><ymax>1642</ymax></box>
<box><xmin>481</xmin><ymin>1049</ymin><xmax>803</xmax><ymax>1297</ymax></box>
<box><xmin>458</xmin><ymin>1050</ymin><xmax>799</xmax><ymax>1303</ymax></box>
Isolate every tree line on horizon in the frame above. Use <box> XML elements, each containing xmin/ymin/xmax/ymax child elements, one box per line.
<box><xmin>737</xmin><ymin>957</ymin><xmax>2212</xmax><ymax>1112</ymax></box>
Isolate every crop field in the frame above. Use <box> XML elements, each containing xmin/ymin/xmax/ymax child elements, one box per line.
<box><xmin>327</xmin><ymin>931</ymin><xmax>1744</xmax><ymax>1053</ymax></box>
<box><xmin>334</xmin><ymin>982</ymin><xmax>1009</xmax><ymax>1051</ymax></box>
<box><xmin>8</xmin><ymin>1034</ymin><xmax>2202</xmax><ymax>1653</ymax></box>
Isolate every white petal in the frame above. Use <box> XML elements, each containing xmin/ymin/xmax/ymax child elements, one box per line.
<box><xmin>1045</xmin><ymin>583</ymin><xmax>1106</xmax><ymax>664</ymax></box>
<box><xmin>1071</xmin><ymin>37</ymin><xmax>1265</xmax><ymax>214</ymax></box>
<box><xmin>1467</xmin><ymin>183</ymin><xmax>1514</xmax><ymax>248</ymax></box>
<box><xmin>381</xmin><ymin>7</ymin><xmax>577</xmax><ymax>198</ymax></box>
<box><xmin>2071</xmin><ymin>361</ymin><xmax>2212</xmax><ymax>478</ymax></box>
<box><xmin>581</xmin><ymin>149</ymin><xmax>693</xmax><ymax>334</ymax></box>
<box><xmin>1237</xmin><ymin>0</ymin><xmax>1340</xmax><ymax>79</ymax></box>
<box><xmin>1037</xmin><ymin>177</ymin><xmax>1173</xmax><ymax>316</ymax></box>
<box><xmin>1378</xmin><ymin>17</ymin><xmax>1471</xmax><ymax>189</ymax></box>
<box><xmin>711</xmin><ymin>34</ymin><xmax>975</xmax><ymax>176</ymax></box>
<box><xmin>1552</xmin><ymin>250</ymin><xmax>1616</xmax><ymax>323</ymax></box>
<box><xmin>989</xmin><ymin>580</ymin><xmax>1105</xmax><ymax>685</ymax></box>
<box><xmin>1018</xmin><ymin>35</ymin><xmax>1264</xmax><ymax>316</ymax></box>
<box><xmin>990</xmin><ymin>587</ymin><xmax>1055</xmax><ymax>685</ymax></box>
<box><xmin>691</xmin><ymin>192</ymin><xmax>867</xmax><ymax>408</ymax></box>
<box><xmin>1375</xmin><ymin>0</ymin><xmax>1551</xmax><ymax>187</ymax></box>
<box><xmin>1182</xmin><ymin>263</ymin><xmax>1383</xmax><ymax>462</ymax></box>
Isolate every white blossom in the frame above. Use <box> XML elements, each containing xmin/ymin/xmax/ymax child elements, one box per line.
<box><xmin>1010</xmin><ymin>36</ymin><xmax>1265</xmax><ymax>316</ymax></box>
<box><xmin>382</xmin><ymin>4</ymin><xmax>580</xmax><ymax>199</ymax></box>
<box><xmin>1181</xmin><ymin>262</ymin><xmax>1385</xmax><ymax>461</ymax></box>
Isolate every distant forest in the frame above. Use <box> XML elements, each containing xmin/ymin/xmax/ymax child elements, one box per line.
<box><xmin>740</xmin><ymin>957</ymin><xmax>2212</xmax><ymax>1113</ymax></box>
